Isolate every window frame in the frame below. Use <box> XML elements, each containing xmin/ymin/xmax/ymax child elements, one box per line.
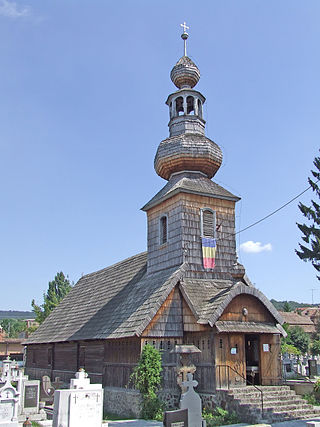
<box><xmin>159</xmin><ymin>214</ymin><xmax>168</xmax><ymax>245</ymax></box>
<box><xmin>200</xmin><ymin>208</ymin><xmax>216</xmax><ymax>238</ymax></box>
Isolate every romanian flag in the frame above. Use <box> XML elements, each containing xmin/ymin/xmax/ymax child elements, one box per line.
<box><xmin>202</xmin><ymin>238</ymin><xmax>217</xmax><ymax>269</ymax></box>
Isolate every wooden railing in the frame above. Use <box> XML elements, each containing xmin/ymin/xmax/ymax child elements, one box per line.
<box><xmin>215</xmin><ymin>364</ymin><xmax>264</xmax><ymax>417</ymax></box>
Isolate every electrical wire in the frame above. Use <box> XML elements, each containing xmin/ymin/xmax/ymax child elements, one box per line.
<box><xmin>235</xmin><ymin>180</ymin><xmax>319</xmax><ymax>236</ymax></box>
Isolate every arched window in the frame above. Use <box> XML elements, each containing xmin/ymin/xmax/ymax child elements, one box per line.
<box><xmin>200</xmin><ymin>208</ymin><xmax>216</xmax><ymax>238</ymax></box>
<box><xmin>175</xmin><ymin>96</ymin><xmax>184</xmax><ymax>116</ymax></box>
<box><xmin>159</xmin><ymin>215</ymin><xmax>168</xmax><ymax>245</ymax></box>
<box><xmin>187</xmin><ymin>96</ymin><xmax>194</xmax><ymax>114</ymax></box>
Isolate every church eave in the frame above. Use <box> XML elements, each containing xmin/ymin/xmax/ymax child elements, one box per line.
<box><xmin>141</xmin><ymin>187</ymin><xmax>240</xmax><ymax>212</ymax></box>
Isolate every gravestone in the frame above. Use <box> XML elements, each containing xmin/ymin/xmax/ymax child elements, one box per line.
<box><xmin>180</xmin><ymin>373</ymin><xmax>203</xmax><ymax>427</ymax></box>
<box><xmin>308</xmin><ymin>359</ymin><xmax>317</xmax><ymax>378</ymax></box>
<box><xmin>40</xmin><ymin>376</ymin><xmax>55</xmax><ymax>405</ymax></box>
<box><xmin>0</xmin><ymin>379</ymin><xmax>19</xmax><ymax>427</ymax></box>
<box><xmin>164</xmin><ymin>408</ymin><xmax>188</xmax><ymax>427</ymax></box>
<box><xmin>0</xmin><ymin>358</ymin><xmax>12</xmax><ymax>383</ymax></box>
<box><xmin>52</xmin><ymin>369</ymin><xmax>103</xmax><ymax>427</ymax></box>
<box><xmin>20</xmin><ymin>380</ymin><xmax>40</xmax><ymax>417</ymax></box>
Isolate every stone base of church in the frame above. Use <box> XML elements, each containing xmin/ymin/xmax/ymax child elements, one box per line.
<box><xmin>103</xmin><ymin>387</ymin><xmax>142</xmax><ymax>418</ymax></box>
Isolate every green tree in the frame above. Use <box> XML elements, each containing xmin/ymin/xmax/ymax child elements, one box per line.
<box><xmin>296</xmin><ymin>154</ymin><xmax>320</xmax><ymax>279</ymax></box>
<box><xmin>310</xmin><ymin>340</ymin><xmax>320</xmax><ymax>356</ymax></box>
<box><xmin>1</xmin><ymin>318</ymin><xmax>26</xmax><ymax>338</ymax></box>
<box><xmin>288</xmin><ymin>326</ymin><xmax>310</xmax><ymax>354</ymax></box>
<box><xmin>281</xmin><ymin>343</ymin><xmax>301</xmax><ymax>355</ymax></box>
<box><xmin>283</xmin><ymin>301</ymin><xmax>292</xmax><ymax>312</ymax></box>
<box><xmin>130</xmin><ymin>343</ymin><xmax>164</xmax><ymax>420</ymax></box>
<box><xmin>31</xmin><ymin>272</ymin><xmax>72</xmax><ymax>324</ymax></box>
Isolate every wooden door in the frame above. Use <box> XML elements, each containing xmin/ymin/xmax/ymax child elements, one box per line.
<box><xmin>259</xmin><ymin>334</ymin><xmax>281</xmax><ymax>385</ymax></box>
<box><xmin>215</xmin><ymin>333</ymin><xmax>246</xmax><ymax>388</ymax></box>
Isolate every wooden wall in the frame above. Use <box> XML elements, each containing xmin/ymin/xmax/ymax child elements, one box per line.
<box><xmin>214</xmin><ymin>333</ymin><xmax>246</xmax><ymax>388</ymax></box>
<box><xmin>220</xmin><ymin>294</ymin><xmax>274</xmax><ymax>323</ymax></box>
<box><xmin>259</xmin><ymin>334</ymin><xmax>281</xmax><ymax>385</ymax></box>
<box><xmin>142</xmin><ymin>288</ymin><xmax>183</xmax><ymax>337</ymax></box>
<box><xmin>146</xmin><ymin>191</ymin><xmax>237</xmax><ymax>276</ymax></box>
<box><xmin>103</xmin><ymin>337</ymin><xmax>141</xmax><ymax>389</ymax></box>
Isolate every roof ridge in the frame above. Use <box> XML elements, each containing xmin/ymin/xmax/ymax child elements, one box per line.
<box><xmin>81</xmin><ymin>251</ymin><xmax>147</xmax><ymax>279</ymax></box>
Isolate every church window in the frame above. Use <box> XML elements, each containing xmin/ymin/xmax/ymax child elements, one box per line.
<box><xmin>159</xmin><ymin>215</ymin><xmax>168</xmax><ymax>245</ymax></box>
<box><xmin>201</xmin><ymin>208</ymin><xmax>216</xmax><ymax>238</ymax></box>
<box><xmin>48</xmin><ymin>348</ymin><xmax>52</xmax><ymax>365</ymax></box>
<box><xmin>176</xmin><ymin>96</ymin><xmax>184</xmax><ymax>115</ymax></box>
<box><xmin>187</xmin><ymin>96</ymin><xmax>194</xmax><ymax>114</ymax></box>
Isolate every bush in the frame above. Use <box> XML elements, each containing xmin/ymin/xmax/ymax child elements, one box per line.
<box><xmin>281</xmin><ymin>343</ymin><xmax>301</xmax><ymax>355</ymax></box>
<box><xmin>130</xmin><ymin>343</ymin><xmax>165</xmax><ymax>420</ymax></box>
<box><xmin>202</xmin><ymin>407</ymin><xmax>239</xmax><ymax>427</ymax></box>
<box><xmin>303</xmin><ymin>392</ymin><xmax>320</xmax><ymax>406</ymax></box>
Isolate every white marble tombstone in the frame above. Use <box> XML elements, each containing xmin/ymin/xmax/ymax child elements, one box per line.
<box><xmin>0</xmin><ymin>380</ymin><xmax>19</xmax><ymax>427</ymax></box>
<box><xmin>53</xmin><ymin>370</ymin><xmax>103</xmax><ymax>427</ymax></box>
<box><xmin>180</xmin><ymin>373</ymin><xmax>202</xmax><ymax>427</ymax></box>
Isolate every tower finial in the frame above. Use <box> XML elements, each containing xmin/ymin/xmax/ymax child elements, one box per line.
<box><xmin>180</xmin><ymin>22</ymin><xmax>189</xmax><ymax>57</ymax></box>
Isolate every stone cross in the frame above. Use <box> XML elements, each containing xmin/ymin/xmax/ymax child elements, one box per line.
<box><xmin>180</xmin><ymin>373</ymin><xmax>202</xmax><ymax>427</ymax></box>
<box><xmin>182</xmin><ymin>372</ymin><xmax>198</xmax><ymax>391</ymax></box>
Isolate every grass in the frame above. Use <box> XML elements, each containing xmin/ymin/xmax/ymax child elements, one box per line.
<box><xmin>104</xmin><ymin>412</ymin><xmax>136</xmax><ymax>421</ymax></box>
<box><xmin>202</xmin><ymin>407</ymin><xmax>240</xmax><ymax>427</ymax></box>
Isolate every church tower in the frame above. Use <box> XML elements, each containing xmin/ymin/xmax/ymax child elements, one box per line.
<box><xmin>142</xmin><ymin>26</ymin><xmax>244</xmax><ymax>280</ymax></box>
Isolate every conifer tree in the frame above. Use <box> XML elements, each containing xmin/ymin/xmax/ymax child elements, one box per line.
<box><xmin>31</xmin><ymin>272</ymin><xmax>72</xmax><ymax>324</ymax></box>
<box><xmin>296</xmin><ymin>154</ymin><xmax>320</xmax><ymax>279</ymax></box>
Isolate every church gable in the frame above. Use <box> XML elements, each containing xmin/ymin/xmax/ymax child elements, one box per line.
<box><xmin>219</xmin><ymin>294</ymin><xmax>275</xmax><ymax>323</ymax></box>
<box><xmin>142</xmin><ymin>287</ymin><xmax>183</xmax><ymax>337</ymax></box>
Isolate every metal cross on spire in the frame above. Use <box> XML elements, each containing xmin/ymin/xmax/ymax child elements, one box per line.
<box><xmin>180</xmin><ymin>21</ymin><xmax>189</xmax><ymax>57</ymax></box>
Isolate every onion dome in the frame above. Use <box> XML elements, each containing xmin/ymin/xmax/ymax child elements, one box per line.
<box><xmin>154</xmin><ymin>134</ymin><xmax>223</xmax><ymax>180</ymax></box>
<box><xmin>170</xmin><ymin>56</ymin><xmax>200</xmax><ymax>89</ymax></box>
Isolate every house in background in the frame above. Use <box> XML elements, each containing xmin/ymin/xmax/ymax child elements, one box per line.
<box><xmin>0</xmin><ymin>327</ymin><xmax>24</xmax><ymax>361</ymax></box>
<box><xmin>295</xmin><ymin>307</ymin><xmax>320</xmax><ymax>327</ymax></box>
<box><xmin>279</xmin><ymin>311</ymin><xmax>316</xmax><ymax>335</ymax></box>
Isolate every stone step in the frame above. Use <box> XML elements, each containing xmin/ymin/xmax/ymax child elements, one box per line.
<box><xmin>229</xmin><ymin>390</ymin><xmax>297</xmax><ymax>400</ymax></box>
<box><xmin>231</xmin><ymin>385</ymin><xmax>291</xmax><ymax>392</ymax></box>
<box><xmin>222</xmin><ymin>385</ymin><xmax>320</xmax><ymax>423</ymax></box>
<box><xmin>265</xmin><ymin>407</ymin><xmax>320</xmax><ymax>420</ymax></box>
<box><xmin>235</xmin><ymin>398</ymin><xmax>308</xmax><ymax>408</ymax></box>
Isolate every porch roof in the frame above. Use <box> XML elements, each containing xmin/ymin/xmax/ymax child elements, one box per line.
<box><xmin>215</xmin><ymin>320</ymin><xmax>286</xmax><ymax>335</ymax></box>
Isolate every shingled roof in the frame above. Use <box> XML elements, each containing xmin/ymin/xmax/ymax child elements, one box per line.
<box><xmin>279</xmin><ymin>311</ymin><xmax>316</xmax><ymax>334</ymax></box>
<box><xmin>26</xmin><ymin>252</ymin><xmax>284</xmax><ymax>345</ymax></box>
<box><xmin>180</xmin><ymin>279</ymin><xmax>284</xmax><ymax>326</ymax></box>
<box><xmin>142</xmin><ymin>171</ymin><xmax>240</xmax><ymax>211</ymax></box>
<box><xmin>25</xmin><ymin>252</ymin><xmax>185</xmax><ymax>344</ymax></box>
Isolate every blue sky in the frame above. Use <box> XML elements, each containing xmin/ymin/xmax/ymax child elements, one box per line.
<box><xmin>1</xmin><ymin>0</ymin><xmax>319</xmax><ymax>310</ymax></box>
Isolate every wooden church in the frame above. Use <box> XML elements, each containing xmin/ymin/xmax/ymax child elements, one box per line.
<box><xmin>25</xmin><ymin>28</ymin><xmax>285</xmax><ymax>407</ymax></box>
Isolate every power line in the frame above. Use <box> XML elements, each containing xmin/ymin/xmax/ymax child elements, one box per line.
<box><xmin>235</xmin><ymin>180</ymin><xmax>318</xmax><ymax>236</ymax></box>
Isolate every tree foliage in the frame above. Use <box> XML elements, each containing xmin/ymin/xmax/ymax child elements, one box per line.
<box><xmin>310</xmin><ymin>340</ymin><xmax>320</xmax><ymax>356</ymax></box>
<box><xmin>288</xmin><ymin>326</ymin><xmax>310</xmax><ymax>354</ymax></box>
<box><xmin>283</xmin><ymin>301</ymin><xmax>292</xmax><ymax>312</ymax></box>
<box><xmin>0</xmin><ymin>318</ymin><xmax>26</xmax><ymax>338</ymax></box>
<box><xmin>31</xmin><ymin>272</ymin><xmax>72</xmax><ymax>324</ymax></box>
<box><xmin>296</xmin><ymin>154</ymin><xmax>320</xmax><ymax>279</ymax></box>
<box><xmin>281</xmin><ymin>342</ymin><xmax>301</xmax><ymax>355</ymax></box>
<box><xmin>130</xmin><ymin>343</ymin><xmax>164</xmax><ymax>420</ymax></box>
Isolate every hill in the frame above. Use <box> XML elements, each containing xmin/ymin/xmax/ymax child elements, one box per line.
<box><xmin>270</xmin><ymin>299</ymin><xmax>319</xmax><ymax>311</ymax></box>
<box><xmin>0</xmin><ymin>310</ymin><xmax>35</xmax><ymax>320</ymax></box>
